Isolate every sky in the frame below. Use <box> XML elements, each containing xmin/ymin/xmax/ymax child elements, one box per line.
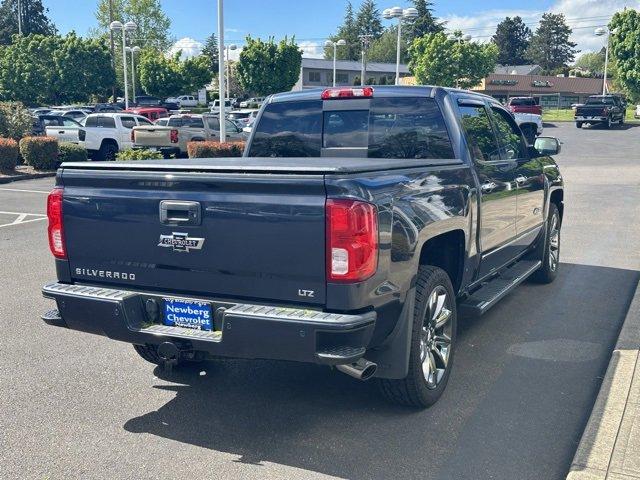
<box><xmin>44</xmin><ymin>0</ymin><xmax>640</xmax><ymax>60</ymax></box>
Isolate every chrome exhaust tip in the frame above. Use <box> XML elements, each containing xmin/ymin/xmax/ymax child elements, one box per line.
<box><xmin>336</xmin><ymin>358</ymin><xmax>377</xmax><ymax>381</ymax></box>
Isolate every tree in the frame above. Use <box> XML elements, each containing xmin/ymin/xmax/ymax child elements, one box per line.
<box><xmin>356</xmin><ymin>0</ymin><xmax>383</xmax><ymax>39</ymax></box>
<box><xmin>527</xmin><ymin>13</ymin><xmax>577</xmax><ymax>72</ymax></box>
<box><xmin>95</xmin><ymin>0</ymin><xmax>172</xmax><ymax>51</ymax></box>
<box><xmin>236</xmin><ymin>37</ymin><xmax>302</xmax><ymax>96</ymax></box>
<box><xmin>325</xmin><ymin>2</ymin><xmax>361</xmax><ymax>61</ymax></box>
<box><xmin>0</xmin><ymin>33</ymin><xmax>115</xmax><ymax>105</ymax></box>
<box><xmin>368</xmin><ymin>26</ymin><xmax>407</xmax><ymax>63</ymax></box>
<box><xmin>201</xmin><ymin>33</ymin><xmax>219</xmax><ymax>74</ymax></box>
<box><xmin>610</xmin><ymin>9</ymin><xmax>640</xmax><ymax>101</ymax></box>
<box><xmin>574</xmin><ymin>51</ymin><xmax>606</xmax><ymax>77</ymax></box>
<box><xmin>492</xmin><ymin>16</ymin><xmax>531</xmax><ymax>65</ymax></box>
<box><xmin>181</xmin><ymin>55</ymin><xmax>213</xmax><ymax>93</ymax></box>
<box><xmin>405</xmin><ymin>0</ymin><xmax>443</xmax><ymax>42</ymax></box>
<box><xmin>138</xmin><ymin>51</ymin><xmax>183</xmax><ymax>97</ymax></box>
<box><xmin>0</xmin><ymin>0</ymin><xmax>56</xmax><ymax>45</ymax></box>
<box><xmin>409</xmin><ymin>31</ymin><xmax>498</xmax><ymax>89</ymax></box>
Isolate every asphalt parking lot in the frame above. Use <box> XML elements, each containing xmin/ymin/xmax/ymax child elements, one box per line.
<box><xmin>1</xmin><ymin>122</ymin><xmax>639</xmax><ymax>480</ymax></box>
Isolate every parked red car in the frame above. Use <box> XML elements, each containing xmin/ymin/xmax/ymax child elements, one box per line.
<box><xmin>507</xmin><ymin>97</ymin><xmax>543</xmax><ymax>116</ymax></box>
<box><xmin>124</xmin><ymin>107</ymin><xmax>169</xmax><ymax>122</ymax></box>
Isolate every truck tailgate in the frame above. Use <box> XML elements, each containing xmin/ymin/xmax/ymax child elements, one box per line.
<box><xmin>60</xmin><ymin>168</ymin><xmax>327</xmax><ymax>305</ymax></box>
<box><xmin>133</xmin><ymin>126</ymin><xmax>173</xmax><ymax>147</ymax></box>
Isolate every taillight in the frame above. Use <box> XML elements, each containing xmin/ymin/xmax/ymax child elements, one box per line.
<box><xmin>326</xmin><ymin>199</ymin><xmax>378</xmax><ymax>282</ymax></box>
<box><xmin>78</xmin><ymin>129</ymin><xmax>86</xmax><ymax>141</ymax></box>
<box><xmin>47</xmin><ymin>188</ymin><xmax>66</xmax><ymax>259</ymax></box>
<box><xmin>170</xmin><ymin>129</ymin><xmax>179</xmax><ymax>143</ymax></box>
<box><xmin>322</xmin><ymin>87</ymin><xmax>374</xmax><ymax>100</ymax></box>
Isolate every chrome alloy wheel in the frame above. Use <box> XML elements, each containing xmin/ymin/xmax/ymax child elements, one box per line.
<box><xmin>420</xmin><ymin>286</ymin><xmax>453</xmax><ymax>389</ymax></box>
<box><xmin>549</xmin><ymin>212</ymin><xmax>560</xmax><ymax>272</ymax></box>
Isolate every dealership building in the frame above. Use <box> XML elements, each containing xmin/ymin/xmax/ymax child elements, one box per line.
<box><xmin>471</xmin><ymin>66</ymin><xmax>610</xmax><ymax>108</ymax></box>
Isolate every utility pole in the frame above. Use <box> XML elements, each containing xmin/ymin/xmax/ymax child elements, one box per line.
<box><xmin>17</xmin><ymin>0</ymin><xmax>22</xmax><ymax>35</ymax></box>
<box><xmin>217</xmin><ymin>0</ymin><xmax>226</xmax><ymax>142</ymax></box>
<box><xmin>109</xmin><ymin>0</ymin><xmax>116</xmax><ymax>101</ymax></box>
<box><xmin>358</xmin><ymin>34</ymin><xmax>372</xmax><ymax>86</ymax></box>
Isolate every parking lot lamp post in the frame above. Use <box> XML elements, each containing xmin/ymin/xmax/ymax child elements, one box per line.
<box><xmin>383</xmin><ymin>7</ymin><xmax>418</xmax><ymax>85</ymax></box>
<box><xmin>595</xmin><ymin>27</ymin><xmax>618</xmax><ymax>96</ymax></box>
<box><xmin>225</xmin><ymin>44</ymin><xmax>237</xmax><ymax>99</ymax></box>
<box><xmin>324</xmin><ymin>39</ymin><xmax>346</xmax><ymax>86</ymax></box>
<box><xmin>127</xmin><ymin>46</ymin><xmax>141</xmax><ymax>104</ymax></box>
<box><xmin>218</xmin><ymin>0</ymin><xmax>226</xmax><ymax>142</ymax></box>
<box><xmin>110</xmin><ymin>21</ymin><xmax>128</xmax><ymax>109</ymax></box>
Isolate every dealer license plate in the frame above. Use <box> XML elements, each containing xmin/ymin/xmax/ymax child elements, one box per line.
<box><xmin>163</xmin><ymin>298</ymin><xmax>213</xmax><ymax>331</ymax></box>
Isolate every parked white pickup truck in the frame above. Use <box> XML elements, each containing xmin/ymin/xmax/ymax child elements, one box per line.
<box><xmin>79</xmin><ymin>113</ymin><xmax>154</xmax><ymax>161</ymax></box>
<box><xmin>132</xmin><ymin>114</ymin><xmax>245</xmax><ymax>157</ymax></box>
<box><xmin>513</xmin><ymin>112</ymin><xmax>543</xmax><ymax>144</ymax></box>
<box><xmin>166</xmin><ymin>95</ymin><xmax>199</xmax><ymax>108</ymax></box>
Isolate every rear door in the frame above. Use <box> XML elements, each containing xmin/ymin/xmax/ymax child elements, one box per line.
<box><xmin>457</xmin><ymin>100</ymin><xmax>519</xmax><ymax>277</ymax></box>
<box><xmin>62</xmin><ymin>169</ymin><xmax>328</xmax><ymax>305</ymax></box>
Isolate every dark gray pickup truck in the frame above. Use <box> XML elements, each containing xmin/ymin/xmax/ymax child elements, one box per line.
<box><xmin>42</xmin><ymin>86</ymin><xmax>564</xmax><ymax>408</ymax></box>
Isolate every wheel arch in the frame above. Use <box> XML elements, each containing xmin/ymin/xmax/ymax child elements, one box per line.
<box><xmin>418</xmin><ymin>229</ymin><xmax>466</xmax><ymax>294</ymax></box>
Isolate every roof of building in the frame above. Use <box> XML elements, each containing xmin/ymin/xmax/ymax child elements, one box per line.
<box><xmin>493</xmin><ymin>64</ymin><xmax>541</xmax><ymax>75</ymax></box>
<box><xmin>302</xmin><ymin>57</ymin><xmax>409</xmax><ymax>74</ymax></box>
<box><xmin>479</xmin><ymin>73</ymin><xmax>608</xmax><ymax>95</ymax></box>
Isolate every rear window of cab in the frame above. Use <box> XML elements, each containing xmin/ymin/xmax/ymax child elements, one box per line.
<box><xmin>249</xmin><ymin>96</ymin><xmax>455</xmax><ymax>159</ymax></box>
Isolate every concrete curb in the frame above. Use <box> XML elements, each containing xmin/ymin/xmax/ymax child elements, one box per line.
<box><xmin>0</xmin><ymin>171</ymin><xmax>55</xmax><ymax>184</ymax></box>
<box><xmin>567</xmin><ymin>280</ymin><xmax>640</xmax><ymax>480</ymax></box>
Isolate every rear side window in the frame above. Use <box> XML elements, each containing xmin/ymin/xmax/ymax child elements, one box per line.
<box><xmin>206</xmin><ymin>117</ymin><xmax>220</xmax><ymax>130</ymax></box>
<box><xmin>88</xmin><ymin>116</ymin><xmax>115</xmax><ymax>128</ymax></box>
<box><xmin>249</xmin><ymin>100</ymin><xmax>322</xmax><ymax>157</ymax></box>
<box><xmin>167</xmin><ymin>118</ymin><xmax>184</xmax><ymax>127</ymax></box>
<box><xmin>120</xmin><ymin>116</ymin><xmax>136</xmax><ymax>129</ymax></box>
<box><xmin>85</xmin><ymin>116</ymin><xmax>97</xmax><ymax>127</ymax></box>
<box><xmin>249</xmin><ymin>97</ymin><xmax>454</xmax><ymax>159</ymax></box>
<box><xmin>186</xmin><ymin>117</ymin><xmax>204</xmax><ymax>128</ymax></box>
<box><xmin>458</xmin><ymin>105</ymin><xmax>500</xmax><ymax>162</ymax></box>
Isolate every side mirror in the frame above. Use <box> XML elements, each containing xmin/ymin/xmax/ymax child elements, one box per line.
<box><xmin>534</xmin><ymin>136</ymin><xmax>562</xmax><ymax>156</ymax></box>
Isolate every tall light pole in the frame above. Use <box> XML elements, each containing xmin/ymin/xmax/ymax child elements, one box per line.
<box><xmin>217</xmin><ymin>0</ymin><xmax>226</xmax><ymax>142</ymax></box>
<box><xmin>225</xmin><ymin>43</ymin><xmax>237</xmax><ymax>99</ymax></box>
<box><xmin>110</xmin><ymin>21</ymin><xmax>137</xmax><ymax>109</ymax></box>
<box><xmin>126</xmin><ymin>46</ymin><xmax>141</xmax><ymax>104</ymax></box>
<box><xmin>109</xmin><ymin>0</ymin><xmax>116</xmax><ymax>101</ymax></box>
<box><xmin>383</xmin><ymin>6</ymin><xmax>418</xmax><ymax>85</ymax></box>
<box><xmin>595</xmin><ymin>27</ymin><xmax>619</xmax><ymax>95</ymax></box>
<box><xmin>447</xmin><ymin>32</ymin><xmax>472</xmax><ymax>88</ymax></box>
<box><xmin>17</xmin><ymin>0</ymin><xmax>22</xmax><ymax>35</ymax></box>
<box><xmin>358</xmin><ymin>34</ymin><xmax>373</xmax><ymax>86</ymax></box>
<box><xmin>324</xmin><ymin>39</ymin><xmax>346</xmax><ymax>87</ymax></box>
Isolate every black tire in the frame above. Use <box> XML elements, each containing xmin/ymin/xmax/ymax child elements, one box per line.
<box><xmin>531</xmin><ymin>203</ymin><xmax>561</xmax><ymax>284</ymax></box>
<box><xmin>133</xmin><ymin>344</ymin><xmax>170</xmax><ymax>366</ymax></box>
<box><xmin>604</xmin><ymin>117</ymin><xmax>612</xmax><ymax>129</ymax></box>
<box><xmin>378</xmin><ymin>266</ymin><xmax>457</xmax><ymax>408</ymax></box>
<box><xmin>98</xmin><ymin>141</ymin><xmax>118</xmax><ymax>161</ymax></box>
<box><xmin>576</xmin><ymin>122</ymin><xmax>583</xmax><ymax>129</ymax></box>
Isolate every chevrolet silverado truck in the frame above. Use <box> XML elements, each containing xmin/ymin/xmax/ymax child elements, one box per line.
<box><xmin>42</xmin><ymin>86</ymin><xmax>564</xmax><ymax>408</ymax></box>
<box><xmin>575</xmin><ymin>95</ymin><xmax>625</xmax><ymax>128</ymax></box>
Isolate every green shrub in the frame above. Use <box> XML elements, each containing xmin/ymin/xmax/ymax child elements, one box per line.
<box><xmin>116</xmin><ymin>148</ymin><xmax>164</xmax><ymax>161</ymax></box>
<box><xmin>0</xmin><ymin>102</ymin><xmax>33</xmax><ymax>141</ymax></box>
<box><xmin>187</xmin><ymin>141</ymin><xmax>245</xmax><ymax>158</ymax></box>
<box><xmin>0</xmin><ymin>138</ymin><xmax>19</xmax><ymax>170</ymax></box>
<box><xmin>58</xmin><ymin>142</ymin><xmax>88</xmax><ymax>163</ymax></box>
<box><xmin>19</xmin><ymin>136</ymin><xmax>59</xmax><ymax>170</ymax></box>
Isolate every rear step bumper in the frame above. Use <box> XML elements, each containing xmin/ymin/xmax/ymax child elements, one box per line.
<box><xmin>41</xmin><ymin>282</ymin><xmax>376</xmax><ymax>365</ymax></box>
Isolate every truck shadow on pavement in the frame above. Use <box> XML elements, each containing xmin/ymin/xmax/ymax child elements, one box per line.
<box><xmin>123</xmin><ymin>262</ymin><xmax>639</xmax><ymax>480</ymax></box>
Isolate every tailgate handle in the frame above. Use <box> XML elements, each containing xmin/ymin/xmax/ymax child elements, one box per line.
<box><xmin>159</xmin><ymin>201</ymin><xmax>201</xmax><ymax>226</ymax></box>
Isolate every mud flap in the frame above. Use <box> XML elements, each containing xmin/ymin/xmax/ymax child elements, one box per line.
<box><xmin>367</xmin><ymin>286</ymin><xmax>415</xmax><ymax>379</ymax></box>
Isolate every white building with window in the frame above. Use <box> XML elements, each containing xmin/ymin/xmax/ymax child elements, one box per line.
<box><xmin>292</xmin><ymin>57</ymin><xmax>410</xmax><ymax>90</ymax></box>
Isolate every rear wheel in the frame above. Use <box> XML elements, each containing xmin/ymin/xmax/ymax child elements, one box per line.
<box><xmin>576</xmin><ymin>122</ymin><xmax>583</xmax><ymax>129</ymax></box>
<box><xmin>98</xmin><ymin>141</ymin><xmax>118</xmax><ymax>161</ymax></box>
<box><xmin>604</xmin><ymin>117</ymin><xmax>612</xmax><ymax>129</ymax></box>
<box><xmin>378</xmin><ymin>266</ymin><xmax>457</xmax><ymax>408</ymax></box>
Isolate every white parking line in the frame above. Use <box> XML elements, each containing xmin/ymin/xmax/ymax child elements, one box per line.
<box><xmin>0</xmin><ymin>188</ymin><xmax>49</xmax><ymax>194</ymax></box>
<box><xmin>0</xmin><ymin>211</ymin><xmax>47</xmax><ymax>228</ymax></box>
